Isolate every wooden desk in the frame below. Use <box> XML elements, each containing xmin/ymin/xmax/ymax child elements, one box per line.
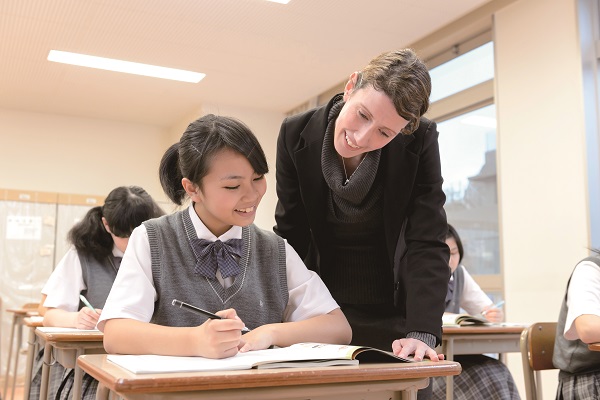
<box><xmin>78</xmin><ymin>354</ymin><xmax>461</xmax><ymax>400</ymax></box>
<box><xmin>35</xmin><ymin>328</ymin><xmax>105</xmax><ymax>400</ymax></box>
<box><xmin>23</xmin><ymin>316</ymin><xmax>44</xmax><ymax>399</ymax></box>
<box><xmin>440</xmin><ymin>325</ymin><xmax>527</xmax><ymax>400</ymax></box>
<box><xmin>588</xmin><ymin>343</ymin><xmax>600</xmax><ymax>351</ymax></box>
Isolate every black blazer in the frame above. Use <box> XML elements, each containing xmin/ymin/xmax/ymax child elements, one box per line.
<box><xmin>274</xmin><ymin>95</ymin><xmax>450</xmax><ymax>344</ymax></box>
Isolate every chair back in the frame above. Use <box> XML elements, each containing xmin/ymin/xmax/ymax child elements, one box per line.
<box><xmin>520</xmin><ymin>322</ymin><xmax>558</xmax><ymax>400</ymax></box>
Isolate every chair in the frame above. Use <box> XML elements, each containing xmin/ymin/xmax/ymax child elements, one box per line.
<box><xmin>520</xmin><ymin>322</ymin><xmax>558</xmax><ymax>400</ymax></box>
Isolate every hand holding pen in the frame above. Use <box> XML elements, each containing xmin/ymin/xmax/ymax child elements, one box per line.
<box><xmin>172</xmin><ymin>299</ymin><xmax>251</xmax><ymax>333</ymax></box>
<box><xmin>481</xmin><ymin>300</ymin><xmax>505</xmax><ymax>323</ymax></box>
<box><xmin>172</xmin><ymin>299</ymin><xmax>250</xmax><ymax>359</ymax></box>
<box><xmin>78</xmin><ymin>294</ymin><xmax>101</xmax><ymax>330</ymax></box>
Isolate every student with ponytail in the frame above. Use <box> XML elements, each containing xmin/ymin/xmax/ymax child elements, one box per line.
<box><xmin>29</xmin><ymin>186</ymin><xmax>164</xmax><ymax>400</ymax></box>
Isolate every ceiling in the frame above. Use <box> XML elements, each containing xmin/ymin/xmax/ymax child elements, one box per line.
<box><xmin>0</xmin><ymin>0</ymin><xmax>491</xmax><ymax>128</ymax></box>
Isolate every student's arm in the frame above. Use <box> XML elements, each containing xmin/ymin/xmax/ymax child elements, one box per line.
<box><xmin>460</xmin><ymin>266</ymin><xmax>503</xmax><ymax>322</ymax></box>
<box><xmin>574</xmin><ymin>314</ymin><xmax>600</xmax><ymax>344</ymax></box>
<box><xmin>38</xmin><ymin>294</ymin><xmax>49</xmax><ymax>316</ymax></box>
<box><xmin>43</xmin><ymin>305</ymin><xmax>100</xmax><ymax>330</ymax></box>
<box><xmin>103</xmin><ymin>308</ymin><xmax>246</xmax><ymax>359</ymax></box>
<box><xmin>238</xmin><ymin>308</ymin><xmax>351</xmax><ymax>352</ymax></box>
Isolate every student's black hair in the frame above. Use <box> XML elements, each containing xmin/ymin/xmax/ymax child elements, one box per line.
<box><xmin>446</xmin><ymin>224</ymin><xmax>464</xmax><ymax>264</ymax></box>
<box><xmin>68</xmin><ymin>186</ymin><xmax>164</xmax><ymax>260</ymax></box>
<box><xmin>159</xmin><ymin>114</ymin><xmax>269</xmax><ymax>205</ymax></box>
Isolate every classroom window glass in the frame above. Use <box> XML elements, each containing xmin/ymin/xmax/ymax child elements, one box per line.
<box><xmin>429</xmin><ymin>42</ymin><xmax>495</xmax><ymax>103</ymax></box>
<box><xmin>428</xmin><ymin>38</ymin><xmax>502</xmax><ymax>297</ymax></box>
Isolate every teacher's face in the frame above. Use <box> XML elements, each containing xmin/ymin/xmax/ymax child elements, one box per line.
<box><xmin>334</xmin><ymin>83</ymin><xmax>408</xmax><ymax>160</ymax></box>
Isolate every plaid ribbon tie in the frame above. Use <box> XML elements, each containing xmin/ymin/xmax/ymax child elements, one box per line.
<box><xmin>191</xmin><ymin>238</ymin><xmax>243</xmax><ymax>278</ymax></box>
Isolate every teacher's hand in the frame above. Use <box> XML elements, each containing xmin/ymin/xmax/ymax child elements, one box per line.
<box><xmin>392</xmin><ymin>338</ymin><xmax>445</xmax><ymax>362</ymax></box>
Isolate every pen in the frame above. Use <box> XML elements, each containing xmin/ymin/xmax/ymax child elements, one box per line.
<box><xmin>79</xmin><ymin>294</ymin><xmax>98</xmax><ymax>314</ymax></box>
<box><xmin>482</xmin><ymin>300</ymin><xmax>505</xmax><ymax>316</ymax></box>
<box><xmin>172</xmin><ymin>299</ymin><xmax>251</xmax><ymax>333</ymax></box>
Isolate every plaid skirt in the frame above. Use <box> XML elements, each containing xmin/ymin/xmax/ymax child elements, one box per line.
<box><xmin>28</xmin><ymin>348</ymin><xmax>98</xmax><ymax>400</ymax></box>
<box><xmin>431</xmin><ymin>355</ymin><xmax>521</xmax><ymax>400</ymax></box>
<box><xmin>556</xmin><ymin>370</ymin><xmax>600</xmax><ymax>400</ymax></box>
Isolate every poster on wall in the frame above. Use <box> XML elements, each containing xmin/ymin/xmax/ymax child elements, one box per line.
<box><xmin>5</xmin><ymin>215</ymin><xmax>42</xmax><ymax>240</ymax></box>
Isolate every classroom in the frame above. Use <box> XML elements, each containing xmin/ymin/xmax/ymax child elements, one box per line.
<box><xmin>1</xmin><ymin>0</ymin><xmax>599</xmax><ymax>398</ymax></box>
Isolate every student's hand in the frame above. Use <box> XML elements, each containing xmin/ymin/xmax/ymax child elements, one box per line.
<box><xmin>391</xmin><ymin>338</ymin><xmax>445</xmax><ymax>362</ymax></box>
<box><xmin>237</xmin><ymin>325</ymin><xmax>275</xmax><ymax>353</ymax></box>
<box><xmin>193</xmin><ymin>308</ymin><xmax>245</xmax><ymax>359</ymax></box>
<box><xmin>481</xmin><ymin>306</ymin><xmax>504</xmax><ymax>323</ymax></box>
<box><xmin>76</xmin><ymin>307</ymin><xmax>101</xmax><ymax>330</ymax></box>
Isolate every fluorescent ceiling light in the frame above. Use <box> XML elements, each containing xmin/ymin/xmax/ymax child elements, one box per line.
<box><xmin>47</xmin><ymin>50</ymin><xmax>205</xmax><ymax>83</ymax></box>
<box><xmin>267</xmin><ymin>0</ymin><xmax>290</xmax><ymax>3</ymax></box>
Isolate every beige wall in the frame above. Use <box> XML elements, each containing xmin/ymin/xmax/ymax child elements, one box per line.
<box><xmin>0</xmin><ymin>104</ymin><xmax>282</xmax><ymax>229</ymax></box>
<box><xmin>494</xmin><ymin>0</ymin><xmax>590</xmax><ymax>395</ymax></box>
<box><xmin>0</xmin><ymin>108</ymin><xmax>168</xmax><ymax>202</ymax></box>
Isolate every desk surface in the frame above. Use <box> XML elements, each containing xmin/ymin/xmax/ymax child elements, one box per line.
<box><xmin>24</xmin><ymin>317</ymin><xmax>44</xmax><ymax>328</ymax></box>
<box><xmin>78</xmin><ymin>354</ymin><xmax>461</xmax><ymax>395</ymax></box>
<box><xmin>589</xmin><ymin>343</ymin><xmax>600</xmax><ymax>352</ymax></box>
<box><xmin>35</xmin><ymin>328</ymin><xmax>104</xmax><ymax>343</ymax></box>
<box><xmin>443</xmin><ymin>325</ymin><xmax>527</xmax><ymax>335</ymax></box>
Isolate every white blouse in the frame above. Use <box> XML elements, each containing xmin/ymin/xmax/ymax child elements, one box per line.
<box><xmin>454</xmin><ymin>265</ymin><xmax>493</xmax><ymax>315</ymax></box>
<box><xmin>563</xmin><ymin>260</ymin><xmax>600</xmax><ymax>340</ymax></box>
<box><xmin>42</xmin><ymin>245</ymin><xmax>124</xmax><ymax>312</ymax></box>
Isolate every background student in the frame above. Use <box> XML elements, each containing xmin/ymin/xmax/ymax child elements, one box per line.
<box><xmin>431</xmin><ymin>224</ymin><xmax>520</xmax><ymax>400</ymax></box>
<box><xmin>553</xmin><ymin>249</ymin><xmax>600</xmax><ymax>399</ymax></box>
<box><xmin>30</xmin><ymin>185</ymin><xmax>164</xmax><ymax>400</ymax></box>
<box><xmin>273</xmin><ymin>48</ymin><xmax>448</xmax><ymax>375</ymax></box>
<box><xmin>98</xmin><ymin>114</ymin><xmax>352</xmax><ymax>358</ymax></box>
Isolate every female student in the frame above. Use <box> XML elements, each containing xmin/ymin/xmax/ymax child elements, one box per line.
<box><xmin>553</xmin><ymin>249</ymin><xmax>600</xmax><ymax>399</ymax></box>
<box><xmin>431</xmin><ymin>224</ymin><xmax>520</xmax><ymax>400</ymax></box>
<box><xmin>30</xmin><ymin>185</ymin><xmax>164</xmax><ymax>400</ymax></box>
<box><xmin>273</xmin><ymin>49</ymin><xmax>449</xmax><ymax>370</ymax></box>
<box><xmin>98</xmin><ymin>114</ymin><xmax>352</xmax><ymax>358</ymax></box>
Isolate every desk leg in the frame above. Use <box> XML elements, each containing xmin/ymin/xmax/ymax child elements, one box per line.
<box><xmin>95</xmin><ymin>383</ymin><xmax>110</xmax><ymax>400</ymax></box>
<box><xmin>23</xmin><ymin>327</ymin><xmax>37</xmax><ymax>399</ymax></box>
<box><xmin>10</xmin><ymin>321</ymin><xmax>23</xmax><ymax>400</ymax></box>
<box><xmin>2</xmin><ymin>315</ymin><xmax>18</xmax><ymax>400</ymax></box>
<box><xmin>444</xmin><ymin>339</ymin><xmax>454</xmax><ymax>400</ymax></box>
<box><xmin>40</xmin><ymin>343</ymin><xmax>53</xmax><ymax>400</ymax></box>
<box><xmin>400</xmin><ymin>387</ymin><xmax>418</xmax><ymax>400</ymax></box>
<box><xmin>73</xmin><ymin>349</ymin><xmax>85</xmax><ymax>400</ymax></box>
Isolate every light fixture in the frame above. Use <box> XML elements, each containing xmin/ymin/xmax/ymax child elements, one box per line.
<box><xmin>47</xmin><ymin>50</ymin><xmax>205</xmax><ymax>83</ymax></box>
<box><xmin>267</xmin><ymin>0</ymin><xmax>290</xmax><ymax>3</ymax></box>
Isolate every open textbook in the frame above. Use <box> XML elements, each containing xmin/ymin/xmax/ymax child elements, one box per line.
<box><xmin>442</xmin><ymin>312</ymin><xmax>489</xmax><ymax>326</ymax></box>
<box><xmin>107</xmin><ymin>343</ymin><xmax>413</xmax><ymax>374</ymax></box>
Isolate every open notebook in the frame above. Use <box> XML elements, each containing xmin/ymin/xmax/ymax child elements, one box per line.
<box><xmin>107</xmin><ymin>342</ymin><xmax>413</xmax><ymax>373</ymax></box>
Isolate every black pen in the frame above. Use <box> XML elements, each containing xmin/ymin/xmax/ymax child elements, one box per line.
<box><xmin>172</xmin><ymin>299</ymin><xmax>250</xmax><ymax>333</ymax></box>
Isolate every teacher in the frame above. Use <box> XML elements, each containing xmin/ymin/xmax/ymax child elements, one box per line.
<box><xmin>274</xmin><ymin>49</ymin><xmax>449</xmax><ymax>363</ymax></box>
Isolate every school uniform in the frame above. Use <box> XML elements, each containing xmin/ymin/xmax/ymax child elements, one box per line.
<box><xmin>431</xmin><ymin>265</ymin><xmax>521</xmax><ymax>400</ymax></box>
<box><xmin>29</xmin><ymin>246</ymin><xmax>122</xmax><ymax>400</ymax></box>
<box><xmin>553</xmin><ymin>257</ymin><xmax>600</xmax><ymax>399</ymax></box>
<box><xmin>98</xmin><ymin>204</ymin><xmax>340</xmax><ymax>332</ymax></box>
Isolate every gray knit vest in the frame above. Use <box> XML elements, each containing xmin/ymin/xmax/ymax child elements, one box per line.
<box><xmin>553</xmin><ymin>256</ymin><xmax>600</xmax><ymax>376</ymax></box>
<box><xmin>145</xmin><ymin>210</ymin><xmax>288</xmax><ymax>330</ymax></box>
<box><xmin>79</xmin><ymin>253</ymin><xmax>119</xmax><ymax>309</ymax></box>
<box><xmin>445</xmin><ymin>266</ymin><xmax>464</xmax><ymax>314</ymax></box>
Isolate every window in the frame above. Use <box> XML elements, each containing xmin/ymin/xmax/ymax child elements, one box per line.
<box><xmin>427</xmin><ymin>37</ymin><xmax>502</xmax><ymax>300</ymax></box>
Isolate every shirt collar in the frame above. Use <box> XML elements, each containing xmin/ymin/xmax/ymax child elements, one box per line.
<box><xmin>187</xmin><ymin>204</ymin><xmax>242</xmax><ymax>242</ymax></box>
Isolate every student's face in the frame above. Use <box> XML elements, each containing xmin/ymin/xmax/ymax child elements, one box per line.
<box><xmin>446</xmin><ymin>237</ymin><xmax>460</xmax><ymax>273</ymax></box>
<box><xmin>186</xmin><ymin>148</ymin><xmax>266</xmax><ymax>237</ymax></box>
<box><xmin>334</xmin><ymin>75</ymin><xmax>409</xmax><ymax>160</ymax></box>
